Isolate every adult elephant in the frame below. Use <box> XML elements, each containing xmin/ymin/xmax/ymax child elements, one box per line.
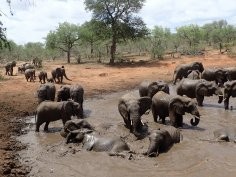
<box><xmin>176</xmin><ymin>78</ymin><xmax>223</xmax><ymax>106</ymax></box>
<box><xmin>65</xmin><ymin>129</ymin><xmax>130</xmax><ymax>156</ymax></box>
<box><xmin>223</xmin><ymin>80</ymin><xmax>236</xmax><ymax>110</ymax></box>
<box><xmin>24</xmin><ymin>69</ymin><xmax>36</xmax><ymax>82</ymax></box>
<box><xmin>37</xmin><ymin>83</ymin><xmax>56</xmax><ymax>104</ymax></box>
<box><xmin>118</xmin><ymin>93</ymin><xmax>152</xmax><ymax>137</ymax></box>
<box><xmin>57</xmin><ymin>84</ymin><xmax>84</xmax><ymax>118</ymax></box>
<box><xmin>35</xmin><ymin>100</ymin><xmax>82</xmax><ymax>132</ymax></box>
<box><xmin>152</xmin><ymin>91</ymin><xmax>200</xmax><ymax>127</ymax></box>
<box><xmin>173</xmin><ymin>61</ymin><xmax>204</xmax><ymax>84</ymax></box>
<box><xmin>51</xmin><ymin>66</ymin><xmax>72</xmax><ymax>83</ymax></box>
<box><xmin>187</xmin><ymin>70</ymin><xmax>200</xmax><ymax>80</ymax></box>
<box><xmin>139</xmin><ymin>80</ymin><xmax>169</xmax><ymax>98</ymax></box>
<box><xmin>201</xmin><ymin>68</ymin><xmax>227</xmax><ymax>87</ymax></box>
<box><xmin>5</xmin><ymin>61</ymin><xmax>16</xmax><ymax>76</ymax></box>
<box><xmin>38</xmin><ymin>71</ymin><xmax>48</xmax><ymax>84</ymax></box>
<box><xmin>144</xmin><ymin>127</ymin><xmax>182</xmax><ymax>157</ymax></box>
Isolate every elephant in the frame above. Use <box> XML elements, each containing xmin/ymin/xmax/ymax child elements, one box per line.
<box><xmin>57</xmin><ymin>84</ymin><xmax>84</xmax><ymax>118</ymax></box>
<box><xmin>60</xmin><ymin>119</ymin><xmax>94</xmax><ymax>138</ymax></box>
<box><xmin>32</xmin><ymin>57</ymin><xmax>42</xmax><ymax>68</ymax></box>
<box><xmin>152</xmin><ymin>91</ymin><xmax>200</xmax><ymax>127</ymax></box>
<box><xmin>37</xmin><ymin>83</ymin><xmax>56</xmax><ymax>104</ymax></box>
<box><xmin>176</xmin><ymin>78</ymin><xmax>223</xmax><ymax>106</ymax></box>
<box><xmin>5</xmin><ymin>61</ymin><xmax>16</xmax><ymax>76</ymax></box>
<box><xmin>38</xmin><ymin>71</ymin><xmax>48</xmax><ymax>84</ymax></box>
<box><xmin>224</xmin><ymin>67</ymin><xmax>236</xmax><ymax>81</ymax></box>
<box><xmin>24</xmin><ymin>69</ymin><xmax>36</xmax><ymax>82</ymax></box>
<box><xmin>51</xmin><ymin>66</ymin><xmax>72</xmax><ymax>83</ymax></box>
<box><xmin>173</xmin><ymin>61</ymin><xmax>204</xmax><ymax>84</ymax></box>
<box><xmin>118</xmin><ymin>93</ymin><xmax>152</xmax><ymax>137</ymax></box>
<box><xmin>144</xmin><ymin>127</ymin><xmax>182</xmax><ymax>157</ymax></box>
<box><xmin>187</xmin><ymin>70</ymin><xmax>200</xmax><ymax>80</ymax></box>
<box><xmin>65</xmin><ymin>129</ymin><xmax>130</xmax><ymax>156</ymax></box>
<box><xmin>139</xmin><ymin>80</ymin><xmax>169</xmax><ymax>98</ymax></box>
<box><xmin>35</xmin><ymin>100</ymin><xmax>82</xmax><ymax>132</ymax></box>
<box><xmin>223</xmin><ymin>80</ymin><xmax>236</xmax><ymax>110</ymax></box>
<box><xmin>201</xmin><ymin>68</ymin><xmax>227</xmax><ymax>87</ymax></box>
<box><xmin>213</xmin><ymin>127</ymin><xmax>236</xmax><ymax>142</ymax></box>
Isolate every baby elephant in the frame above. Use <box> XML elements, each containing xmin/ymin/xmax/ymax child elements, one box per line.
<box><xmin>25</xmin><ymin>69</ymin><xmax>36</xmax><ymax>82</ymax></box>
<box><xmin>144</xmin><ymin>127</ymin><xmax>182</xmax><ymax>157</ymax></box>
<box><xmin>66</xmin><ymin>130</ymin><xmax>130</xmax><ymax>156</ymax></box>
<box><xmin>35</xmin><ymin>100</ymin><xmax>82</xmax><ymax>132</ymax></box>
<box><xmin>38</xmin><ymin>71</ymin><xmax>48</xmax><ymax>84</ymax></box>
<box><xmin>213</xmin><ymin>127</ymin><xmax>236</xmax><ymax>142</ymax></box>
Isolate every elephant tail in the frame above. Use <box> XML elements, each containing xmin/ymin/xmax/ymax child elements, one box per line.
<box><xmin>34</xmin><ymin>111</ymin><xmax>37</xmax><ymax>123</ymax></box>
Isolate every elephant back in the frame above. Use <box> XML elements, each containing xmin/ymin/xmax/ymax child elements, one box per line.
<box><xmin>164</xmin><ymin>126</ymin><xmax>182</xmax><ymax>143</ymax></box>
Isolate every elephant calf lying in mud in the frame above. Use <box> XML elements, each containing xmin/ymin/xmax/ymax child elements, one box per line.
<box><xmin>213</xmin><ymin>127</ymin><xmax>236</xmax><ymax>142</ymax></box>
<box><xmin>144</xmin><ymin>127</ymin><xmax>182</xmax><ymax>157</ymax></box>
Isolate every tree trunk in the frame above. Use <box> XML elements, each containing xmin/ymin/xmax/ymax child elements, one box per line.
<box><xmin>110</xmin><ymin>35</ymin><xmax>116</xmax><ymax>65</ymax></box>
<box><xmin>90</xmin><ymin>42</ymin><xmax>94</xmax><ymax>55</ymax></box>
<box><xmin>67</xmin><ymin>50</ymin><xmax>71</xmax><ymax>63</ymax></box>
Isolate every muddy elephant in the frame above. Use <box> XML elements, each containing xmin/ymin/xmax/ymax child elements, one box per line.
<box><xmin>37</xmin><ymin>83</ymin><xmax>56</xmax><ymax>104</ymax></box>
<box><xmin>139</xmin><ymin>80</ymin><xmax>169</xmax><ymax>98</ymax></box>
<box><xmin>173</xmin><ymin>61</ymin><xmax>204</xmax><ymax>84</ymax></box>
<box><xmin>201</xmin><ymin>68</ymin><xmax>227</xmax><ymax>87</ymax></box>
<box><xmin>25</xmin><ymin>69</ymin><xmax>36</xmax><ymax>82</ymax></box>
<box><xmin>187</xmin><ymin>70</ymin><xmax>200</xmax><ymax>80</ymax></box>
<box><xmin>118</xmin><ymin>93</ymin><xmax>152</xmax><ymax>137</ymax></box>
<box><xmin>223</xmin><ymin>80</ymin><xmax>236</xmax><ymax>110</ymax></box>
<box><xmin>38</xmin><ymin>71</ymin><xmax>48</xmax><ymax>84</ymax></box>
<box><xmin>152</xmin><ymin>91</ymin><xmax>200</xmax><ymax>127</ymax></box>
<box><xmin>51</xmin><ymin>66</ymin><xmax>71</xmax><ymax>83</ymax></box>
<box><xmin>66</xmin><ymin>129</ymin><xmax>130</xmax><ymax>156</ymax></box>
<box><xmin>60</xmin><ymin>119</ymin><xmax>94</xmax><ymax>138</ymax></box>
<box><xmin>35</xmin><ymin>100</ymin><xmax>82</xmax><ymax>132</ymax></box>
<box><xmin>213</xmin><ymin>127</ymin><xmax>236</xmax><ymax>142</ymax></box>
<box><xmin>176</xmin><ymin>78</ymin><xmax>223</xmax><ymax>106</ymax></box>
<box><xmin>57</xmin><ymin>84</ymin><xmax>84</xmax><ymax>118</ymax></box>
<box><xmin>144</xmin><ymin>127</ymin><xmax>182</xmax><ymax>157</ymax></box>
<box><xmin>5</xmin><ymin>61</ymin><xmax>16</xmax><ymax>76</ymax></box>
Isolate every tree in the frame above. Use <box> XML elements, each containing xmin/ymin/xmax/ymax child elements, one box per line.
<box><xmin>45</xmin><ymin>22</ymin><xmax>80</xmax><ymax>63</ymax></box>
<box><xmin>84</xmin><ymin>0</ymin><xmax>148</xmax><ymax>64</ymax></box>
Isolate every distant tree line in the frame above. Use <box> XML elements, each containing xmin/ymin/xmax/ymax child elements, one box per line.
<box><xmin>1</xmin><ymin>0</ymin><xmax>236</xmax><ymax>64</ymax></box>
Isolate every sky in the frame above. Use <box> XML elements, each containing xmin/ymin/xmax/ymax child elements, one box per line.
<box><xmin>1</xmin><ymin>0</ymin><xmax>236</xmax><ymax>45</ymax></box>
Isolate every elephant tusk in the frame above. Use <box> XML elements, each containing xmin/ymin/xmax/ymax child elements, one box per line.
<box><xmin>141</xmin><ymin>119</ymin><xmax>144</xmax><ymax>126</ymax></box>
<box><xmin>218</xmin><ymin>94</ymin><xmax>223</xmax><ymax>97</ymax></box>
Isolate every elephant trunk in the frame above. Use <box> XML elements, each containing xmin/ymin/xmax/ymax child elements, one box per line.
<box><xmin>190</xmin><ymin>116</ymin><xmax>200</xmax><ymax>126</ymax></box>
<box><xmin>63</xmin><ymin>73</ymin><xmax>72</xmax><ymax>81</ymax></box>
<box><xmin>130</xmin><ymin>112</ymin><xmax>143</xmax><ymax>137</ymax></box>
<box><xmin>145</xmin><ymin>141</ymin><xmax>159</xmax><ymax>157</ymax></box>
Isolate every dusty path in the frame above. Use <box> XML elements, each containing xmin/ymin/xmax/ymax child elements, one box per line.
<box><xmin>0</xmin><ymin>50</ymin><xmax>236</xmax><ymax>176</ymax></box>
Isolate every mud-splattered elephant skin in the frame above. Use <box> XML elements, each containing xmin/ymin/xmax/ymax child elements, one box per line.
<box><xmin>144</xmin><ymin>127</ymin><xmax>182</xmax><ymax>157</ymax></box>
<box><xmin>118</xmin><ymin>93</ymin><xmax>152</xmax><ymax>137</ymax></box>
<box><xmin>213</xmin><ymin>127</ymin><xmax>236</xmax><ymax>142</ymax></box>
<box><xmin>139</xmin><ymin>80</ymin><xmax>169</xmax><ymax>98</ymax></box>
<box><xmin>152</xmin><ymin>91</ymin><xmax>200</xmax><ymax>127</ymax></box>
<box><xmin>176</xmin><ymin>78</ymin><xmax>223</xmax><ymax>106</ymax></box>
<box><xmin>223</xmin><ymin>80</ymin><xmax>236</xmax><ymax>110</ymax></box>
<box><xmin>173</xmin><ymin>61</ymin><xmax>204</xmax><ymax>84</ymax></box>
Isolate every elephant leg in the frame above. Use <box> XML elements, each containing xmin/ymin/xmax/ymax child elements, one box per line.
<box><xmin>35</xmin><ymin>123</ymin><xmax>41</xmax><ymax>132</ymax></box>
<box><xmin>196</xmin><ymin>95</ymin><xmax>204</xmax><ymax>106</ymax></box>
<box><xmin>44</xmin><ymin>121</ymin><xmax>50</xmax><ymax>131</ymax></box>
<box><xmin>176</xmin><ymin>115</ymin><xmax>183</xmax><ymax>127</ymax></box>
<box><xmin>224</xmin><ymin>97</ymin><xmax>230</xmax><ymax>110</ymax></box>
<box><xmin>152</xmin><ymin>108</ymin><xmax>158</xmax><ymax>122</ymax></box>
<box><xmin>160</xmin><ymin>116</ymin><xmax>166</xmax><ymax>124</ymax></box>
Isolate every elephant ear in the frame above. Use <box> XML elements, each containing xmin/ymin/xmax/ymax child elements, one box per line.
<box><xmin>138</xmin><ymin>97</ymin><xmax>152</xmax><ymax>115</ymax></box>
<box><xmin>118</xmin><ymin>101</ymin><xmax>129</xmax><ymax>119</ymax></box>
<box><xmin>169</xmin><ymin>98</ymin><xmax>185</xmax><ymax>115</ymax></box>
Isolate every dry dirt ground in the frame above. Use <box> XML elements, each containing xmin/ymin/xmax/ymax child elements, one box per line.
<box><xmin>0</xmin><ymin>50</ymin><xmax>235</xmax><ymax>176</ymax></box>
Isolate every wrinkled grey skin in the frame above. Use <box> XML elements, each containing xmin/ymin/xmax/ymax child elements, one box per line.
<box><xmin>35</xmin><ymin>101</ymin><xmax>82</xmax><ymax>132</ymax></box>
<box><xmin>176</xmin><ymin>78</ymin><xmax>223</xmax><ymax>106</ymax></box>
<box><xmin>152</xmin><ymin>91</ymin><xmax>200</xmax><ymax>127</ymax></box>
<box><xmin>139</xmin><ymin>80</ymin><xmax>169</xmax><ymax>98</ymax></box>
<box><xmin>60</xmin><ymin>119</ymin><xmax>94</xmax><ymax>138</ymax></box>
<box><xmin>24</xmin><ymin>69</ymin><xmax>36</xmax><ymax>82</ymax></box>
<box><xmin>57</xmin><ymin>84</ymin><xmax>84</xmax><ymax>118</ymax></box>
<box><xmin>38</xmin><ymin>71</ymin><xmax>48</xmax><ymax>84</ymax></box>
<box><xmin>118</xmin><ymin>93</ymin><xmax>152</xmax><ymax>137</ymax></box>
<box><xmin>187</xmin><ymin>70</ymin><xmax>200</xmax><ymax>80</ymax></box>
<box><xmin>223</xmin><ymin>80</ymin><xmax>236</xmax><ymax>110</ymax></box>
<box><xmin>213</xmin><ymin>127</ymin><xmax>236</xmax><ymax>142</ymax></box>
<box><xmin>201</xmin><ymin>68</ymin><xmax>227</xmax><ymax>87</ymax></box>
<box><xmin>173</xmin><ymin>61</ymin><xmax>204</xmax><ymax>84</ymax></box>
<box><xmin>66</xmin><ymin>130</ymin><xmax>130</xmax><ymax>155</ymax></box>
<box><xmin>51</xmin><ymin>66</ymin><xmax>71</xmax><ymax>83</ymax></box>
<box><xmin>5</xmin><ymin>61</ymin><xmax>16</xmax><ymax>76</ymax></box>
<box><xmin>145</xmin><ymin>127</ymin><xmax>182</xmax><ymax>157</ymax></box>
<box><xmin>37</xmin><ymin>83</ymin><xmax>56</xmax><ymax>104</ymax></box>
<box><xmin>225</xmin><ymin>67</ymin><xmax>236</xmax><ymax>81</ymax></box>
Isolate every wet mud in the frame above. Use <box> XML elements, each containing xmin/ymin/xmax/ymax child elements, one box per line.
<box><xmin>18</xmin><ymin>86</ymin><xmax>236</xmax><ymax>177</ymax></box>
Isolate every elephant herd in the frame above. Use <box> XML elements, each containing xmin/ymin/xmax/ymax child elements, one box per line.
<box><xmin>31</xmin><ymin>60</ymin><xmax>235</xmax><ymax>158</ymax></box>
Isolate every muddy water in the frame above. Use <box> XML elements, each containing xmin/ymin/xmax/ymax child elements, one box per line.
<box><xmin>19</xmin><ymin>87</ymin><xmax>236</xmax><ymax>177</ymax></box>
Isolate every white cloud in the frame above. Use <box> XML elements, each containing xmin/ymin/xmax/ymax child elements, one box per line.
<box><xmin>1</xmin><ymin>0</ymin><xmax>236</xmax><ymax>44</ymax></box>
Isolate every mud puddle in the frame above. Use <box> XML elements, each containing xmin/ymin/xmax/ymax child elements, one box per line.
<box><xmin>18</xmin><ymin>87</ymin><xmax>236</xmax><ymax>177</ymax></box>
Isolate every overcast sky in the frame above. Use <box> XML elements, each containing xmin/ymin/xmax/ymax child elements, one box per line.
<box><xmin>1</xmin><ymin>0</ymin><xmax>236</xmax><ymax>45</ymax></box>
